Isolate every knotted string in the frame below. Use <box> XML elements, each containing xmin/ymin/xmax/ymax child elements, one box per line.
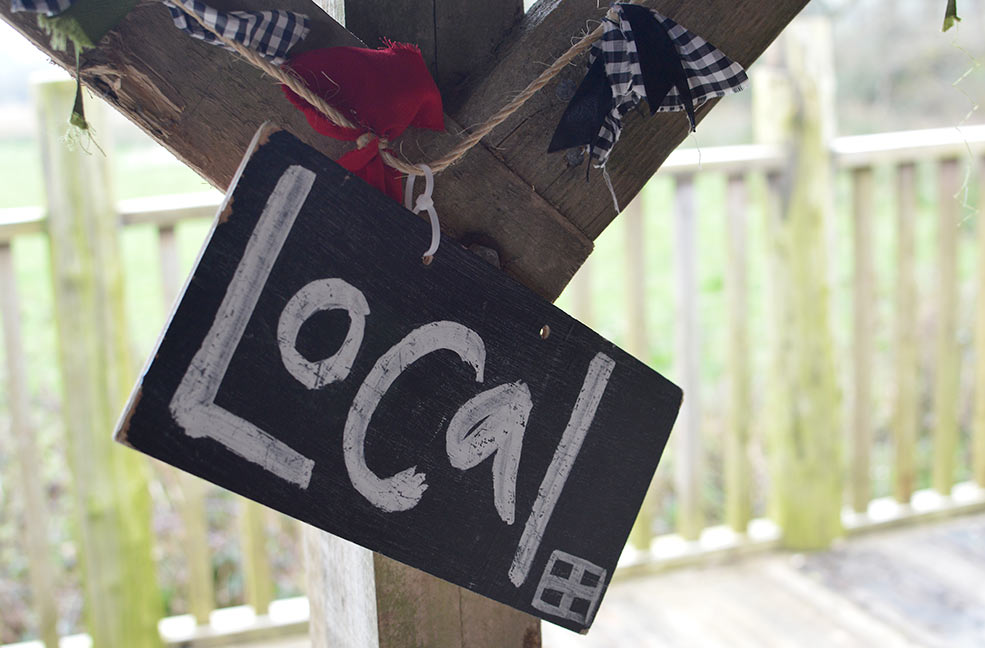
<box><xmin>171</xmin><ymin>1</ymin><xmax>630</xmax><ymax>177</ymax></box>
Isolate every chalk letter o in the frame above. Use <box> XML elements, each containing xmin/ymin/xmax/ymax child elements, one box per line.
<box><xmin>278</xmin><ymin>278</ymin><xmax>369</xmax><ymax>390</ymax></box>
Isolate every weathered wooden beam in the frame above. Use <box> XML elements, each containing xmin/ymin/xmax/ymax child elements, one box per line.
<box><xmin>1</xmin><ymin>0</ymin><xmax>806</xmax><ymax>299</ymax></box>
<box><xmin>344</xmin><ymin>0</ymin><xmax>523</xmax><ymax>97</ymax></box>
<box><xmin>0</xmin><ymin>0</ymin><xmax>589</xmax><ymax>301</ymax></box>
<box><xmin>450</xmin><ymin>0</ymin><xmax>811</xmax><ymax>239</ymax></box>
<box><xmin>851</xmin><ymin>166</ymin><xmax>874</xmax><ymax>513</ymax></box>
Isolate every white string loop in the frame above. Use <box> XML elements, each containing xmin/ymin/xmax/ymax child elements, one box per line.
<box><xmin>404</xmin><ymin>164</ymin><xmax>440</xmax><ymax>262</ymax></box>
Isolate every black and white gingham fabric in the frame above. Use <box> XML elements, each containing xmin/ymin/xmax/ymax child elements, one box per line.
<box><xmin>164</xmin><ymin>0</ymin><xmax>309</xmax><ymax>65</ymax></box>
<box><xmin>13</xmin><ymin>0</ymin><xmax>309</xmax><ymax>65</ymax></box>
<box><xmin>11</xmin><ymin>0</ymin><xmax>75</xmax><ymax>17</ymax></box>
<box><xmin>589</xmin><ymin>4</ymin><xmax>747</xmax><ymax>167</ymax></box>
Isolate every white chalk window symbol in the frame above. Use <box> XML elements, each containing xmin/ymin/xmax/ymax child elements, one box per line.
<box><xmin>530</xmin><ymin>550</ymin><xmax>606</xmax><ymax>625</ymax></box>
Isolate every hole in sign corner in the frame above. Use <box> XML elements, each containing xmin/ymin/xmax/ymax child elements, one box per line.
<box><xmin>539</xmin><ymin>325</ymin><xmax>550</xmax><ymax>340</ymax></box>
<box><xmin>422</xmin><ymin>254</ymin><xmax>434</xmax><ymax>266</ymax></box>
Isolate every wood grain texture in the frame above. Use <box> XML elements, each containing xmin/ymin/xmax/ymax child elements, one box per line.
<box><xmin>303</xmin><ymin>527</ymin><xmax>381</xmax><ymax>648</ymax></box>
<box><xmin>755</xmin><ymin>20</ymin><xmax>842</xmax><ymax>550</ymax></box>
<box><xmin>851</xmin><ymin>167</ymin><xmax>874</xmax><ymax>513</ymax></box>
<box><xmin>448</xmin><ymin>0</ymin><xmax>811</xmax><ymax>238</ymax></box>
<box><xmin>0</xmin><ymin>244</ymin><xmax>59</xmax><ymax>648</ymax></box>
<box><xmin>344</xmin><ymin>0</ymin><xmax>523</xmax><ymax>96</ymax></box>
<box><xmin>117</xmin><ymin>129</ymin><xmax>681</xmax><ymax>633</ymax></box>
<box><xmin>724</xmin><ymin>173</ymin><xmax>751</xmax><ymax>533</ymax></box>
<box><xmin>894</xmin><ymin>163</ymin><xmax>918</xmax><ymax>503</ymax></box>
<box><xmin>545</xmin><ymin>514</ymin><xmax>985</xmax><ymax>648</ymax></box>
<box><xmin>933</xmin><ymin>158</ymin><xmax>961</xmax><ymax>496</ymax></box>
<box><xmin>0</xmin><ymin>0</ymin><xmax>589</xmax><ymax>301</ymax></box>
<box><xmin>0</xmin><ymin>0</ymin><xmax>807</xmax><ymax>298</ymax></box>
<box><xmin>976</xmin><ymin>158</ymin><xmax>985</xmax><ymax>489</ymax></box>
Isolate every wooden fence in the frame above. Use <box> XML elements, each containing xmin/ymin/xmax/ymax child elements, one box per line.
<box><xmin>4</xmin><ymin>78</ymin><xmax>985</xmax><ymax>647</ymax></box>
<box><xmin>571</xmin><ymin>122</ymin><xmax>985</xmax><ymax>575</ymax></box>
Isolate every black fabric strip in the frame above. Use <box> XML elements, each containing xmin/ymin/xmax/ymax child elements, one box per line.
<box><xmin>619</xmin><ymin>3</ymin><xmax>696</xmax><ymax>130</ymax></box>
<box><xmin>547</xmin><ymin>55</ymin><xmax>613</xmax><ymax>153</ymax></box>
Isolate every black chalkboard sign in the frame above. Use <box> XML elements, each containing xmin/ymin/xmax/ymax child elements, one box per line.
<box><xmin>116</xmin><ymin>126</ymin><xmax>681</xmax><ymax>632</ymax></box>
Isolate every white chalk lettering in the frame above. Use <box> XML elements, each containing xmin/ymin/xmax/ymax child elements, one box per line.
<box><xmin>446</xmin><ymin>381</ymin><xmax>531</xmax><ymax>524</ymax></box>
<box><xmin>509</xmin><ymin>353</ymin><xmax>615</xmax><ymax>587</ymax></box>
<box><xmin>343</xmin><ymin>321</ymin><xmax>486</xmax><ymax>512</ymax></box>
<box><xmin>278</xmin><ymin>278</ymin><xmax>369</xmax><ymax>390</ymax></box>
<box><xmin>170</xmin><ymin>166</ymin><xmax>317</xmax><ymax>488</ymax></box>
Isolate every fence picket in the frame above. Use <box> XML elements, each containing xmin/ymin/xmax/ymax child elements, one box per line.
<box><xmin>241</xmin><ymin>500</ymin><xmax>275</xmax><ymax>615</ymax></box>
<box><xmin>624</xmin><ymin>197</ymin><xmax>655</xmax><ymax>550</ymax></box>
<box><xmin>725</xmin><ymin>173</ymin><xmax>752</xmax><ymax>533</ymax></box>
<box><xmin>933</xmin><ymin>158</ymin><xmax>961</xmax><ymax>495</ymax></box>
<box><xmin>894</xmin><ymin>163</ymin><xmax>918</xmax><ymax>502</ymax></box>
<box><xmin>977</xmin><ymin>158</ymin><xmax>985</xmax><ymax>488</ymax></box>
<box><xmin>851</xmin><ymin>167</ymin><xmax>874</xmax><ymax>513</ymax></box>
<box><xmin>0</xmin><ymin>243</ymin><xmax>59</xmax><ymax>648</ymax></box>
<box><xmin>674</xmin><ymin>173</ymin><xmax>702</xmax><ymax>541</ymax></box>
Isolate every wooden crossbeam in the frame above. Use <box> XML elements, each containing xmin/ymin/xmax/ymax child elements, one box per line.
<box><xmin>452</xmin><ymin>0</ymin><xmax>809</xmax><ymax>240</ymax></box>
<box><xmin>1</xmin><ymin>0</ymin><xmax>807</xmax><ymax>299</ymax></box>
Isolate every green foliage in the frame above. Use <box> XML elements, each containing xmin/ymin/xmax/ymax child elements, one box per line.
<box><xmin>943</xmin><ymin>0</ymin><xmax>961</xmax><ymax>31</ymax></box>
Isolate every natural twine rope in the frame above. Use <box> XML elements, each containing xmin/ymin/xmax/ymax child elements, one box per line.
<box><xmin>173</xmin><ymin>2</ymin><xmax>621</xmax><ymax>177</ymax></box>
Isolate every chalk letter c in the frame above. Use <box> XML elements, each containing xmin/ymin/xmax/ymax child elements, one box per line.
<box><xmin>343</xmin><ymin>321</ymin><xmax>486</xmax><ymax>512</ymax></box>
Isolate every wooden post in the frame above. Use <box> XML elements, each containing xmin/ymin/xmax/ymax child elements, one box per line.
<box><xmin>34</xmin><ymin>77</ymin><xmax>163</xmax><ymax>648</ymax></box>
<box><xmin>753</xmin><ymin>18</ymin><xmax>842</xmax><ymax>549</ymax></box>
<box><xmin>570</xmin><ymin>258</ymin><xmax>594</xmax><ymax>328</ymax></box>
<box><xmin>303</xmin><ymin>528</ymin><xmax>380</xmax><ymax>647</ymax></box>
<box><xmin>624</xmin><ymin>197</ymin><xmax>655</xmax><ymax>550</ymax></box>
<box><xmin>301</xmin><ymin>4</ymin><xmax>542</xmax><ymax>646</ymax></box>
<box><xmin>157</xmin><ymin>224</ymin><xmax>215</xmax><ymax>624</ymax></box>
<box><xmin>933</xmin><ymin>158</ymin><xmax>961</xmax><ymax>495</ymax></box>
<box><xmin>240</xmin><ymin>500</ymin><xmax>275</xmax><ymax>615</ymax></box>
<box><xmin>976</xmin><ymin>158</ymin><xmax>985</xmax><ymax>488</ymax></box>
<box><xmin>725</xmin><ymin>173</ymin><xmax>752</xmax><ymax>533</ymax></box>
<box><xmin>674</xmin><ymin>173</ymin><xmax>702</xmax><ymax>541</ymax></box>
<box><xmin>894</xmin><ymin>163</ymin><xmax>918</xmax><ymax>502</ymax></box>
<box><xmin>851</xmin><ymin>166</ymin><xmax>874</xmax><ymax>513</ymax></box>
<box><xmin>343</xmin><ymin>0</ymin><xmax>524</xmax><ymax>101</ymax></box>
<box><xmin>0</xmin><ymin>243</ymin><xmax>59</xmax><ymax>648</ymax></box>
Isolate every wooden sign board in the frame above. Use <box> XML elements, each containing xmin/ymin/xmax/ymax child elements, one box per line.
<box><xmin>116</xmin><ymin>126</ymin><xmax>681</xmax><ymax>632</ymax></box>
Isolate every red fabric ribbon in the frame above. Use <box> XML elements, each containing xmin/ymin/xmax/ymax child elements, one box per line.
<box><xmin>281</xmin><ymin>42</ymin><xmax>444</xmax><ymax>202</ymax></box>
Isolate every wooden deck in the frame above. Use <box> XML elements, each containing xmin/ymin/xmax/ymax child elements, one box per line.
<box><xmin>543</xmin><ymin>513</ymin><xmax>985</xmax><ymax>648</ymax></box>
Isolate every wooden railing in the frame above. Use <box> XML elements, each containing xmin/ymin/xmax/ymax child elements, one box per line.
<box><xmin>563</xmin><ymin>124</ymin><xmax>985</xmax><ymax>575</ymax></box>
<box><xmin>1</xmin><ymin>187</ymin><xmax>322</xmax><ymax>647</ymax></box>
<box><xmin>6</xmin><ymin>124</ymin><xmax>985</xmax><ymax>645</ymax></box>
<box><xmin>3</xmin><ymin>71</ymin><xmax>985</xmax><ymax>645</ymax></box>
